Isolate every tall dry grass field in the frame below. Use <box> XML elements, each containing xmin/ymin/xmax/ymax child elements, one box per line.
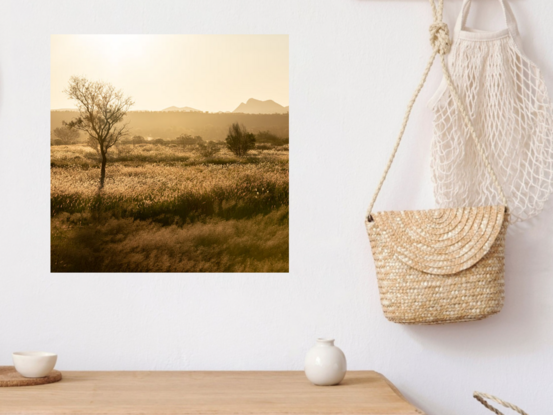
<box><xmin>51</xmin><ymin>143</ymin><xmax>289</xmax><ymax>272</ymax></box>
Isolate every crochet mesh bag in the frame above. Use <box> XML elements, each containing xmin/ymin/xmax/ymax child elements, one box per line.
<box><xmin>365</xmin><ymin>0</ymin><xmax>509</xmax><ymax>325</ymax></box>
<box><xmin>429</xmin><ymin>0</ymin><xmax>553</xmax><ymax>223</ymax></box>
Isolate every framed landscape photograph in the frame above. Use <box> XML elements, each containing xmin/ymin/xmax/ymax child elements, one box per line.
<box><xmin>50</xmin><ymin>35</ymin><xmax>289</xmax><ymax>273</ymax></box>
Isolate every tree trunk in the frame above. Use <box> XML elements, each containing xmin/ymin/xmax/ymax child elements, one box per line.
<box><xmin>100</xmin><ymin>153</ymin><xmax>107</xmax><ymax>189</ymax></box>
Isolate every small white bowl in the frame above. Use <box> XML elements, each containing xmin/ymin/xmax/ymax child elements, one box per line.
<box><xmin>13</xmin><ymin>352</ymin><xmax>58</xmax><ymax>378</ymax></box>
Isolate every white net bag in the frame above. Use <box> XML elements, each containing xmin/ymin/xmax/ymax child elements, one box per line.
<box><xmin>429</xmin><ymin>0</ymin><xmax>553</xmax><ymax>222</ymax></box>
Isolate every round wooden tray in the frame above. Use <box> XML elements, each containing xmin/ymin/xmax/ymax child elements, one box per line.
<box><xmin>0</xmin><ymin>366</ymin><xmax>62</xmax><ymax>387</ymax></box>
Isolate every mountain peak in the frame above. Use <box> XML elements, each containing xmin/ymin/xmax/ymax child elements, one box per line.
<box><xmin>233</xmin><ymin>99</ymin><xmax>288</xmax><ymax>114</ymax></box>
<box><xmin>162</xmin><ymin>106</ymin><xmax>201</xmax><ymax>112</ymax></box>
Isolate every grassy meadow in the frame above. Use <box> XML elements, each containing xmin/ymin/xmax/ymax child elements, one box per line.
<box><xmin>51</xmin><ymin>142</ymin><xmax>289</xmax><ymax>272</ymax></box>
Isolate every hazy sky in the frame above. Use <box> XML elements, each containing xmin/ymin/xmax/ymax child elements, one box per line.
<box><xmin>51</xmin><ymin>35</ymin><xmax>288</xmax><ymax>112</ymax></box>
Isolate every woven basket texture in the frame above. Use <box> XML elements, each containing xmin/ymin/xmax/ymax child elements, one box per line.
<box><xmin>366</xmin><ymin>205</ymin><xmax>508</xmax><ymax>324</ymax></box>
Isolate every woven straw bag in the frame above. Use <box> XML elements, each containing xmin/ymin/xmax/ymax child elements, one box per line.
<box><xmin>365</xmin><ymin>0</ymin><xmax>509</xmax><ymax>325</ymax></box>
<box><xmin>474</xmin><ymin>392</ymin><xmax>528</xmax><ymax>415</ymax></box>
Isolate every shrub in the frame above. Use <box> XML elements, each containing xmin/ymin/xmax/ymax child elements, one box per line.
<box><xmin>52</xmin><ymin>126</ymin><xmax>80</xmax><ymax>145</ymax></box>
<box><xmin>176</xmin><ymin>134</ymin><xmax>204</xmax><ymax>148</ymax></box>
<box><xmin>197</xmin><ymin>142</ymin><xmax>220</xmax><ymax>158</ymax></box>
<box><xmin>256</xmin><ymin>131</ymin><xmax>288</xmax><ymax>146</ymax></box>
<box><xmin>132</xmin><ymin>135</ymin><xmax>146</xmax><ymax>146</ymax></box>
<box><xmin>225</xmin><ymin>123</ymin><xmax>255</xmax><ymax>157</ymax></box>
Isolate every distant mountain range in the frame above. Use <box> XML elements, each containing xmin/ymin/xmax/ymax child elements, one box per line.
<box><xmin>52</xmin><ymin>99</ymin><xmax>289</xmax><ymax>114</ymax></box>
<box><xmin>233</xmin><ymin>99</ymin><xmax>288</xmax><ymax>114</ymax></box>
<box><xmin>160</xmin><ymin>99</ymin><xmax>288</xmax><ymax>114</ymax></box>
<box><xmin>161</xmin><ymin>106</ymin><xmax>202</xmax><ymax>112</ymax></box>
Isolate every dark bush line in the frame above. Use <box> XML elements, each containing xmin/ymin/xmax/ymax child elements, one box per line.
<box><xmin>51</xmin><ymin>188</ymin><xmax>289</xmax><ymax>225</ymax></box>
<box><xmin>51</xmin><ymin>207</ymin><xmax>289</xmax><ymax>273</ymax></box>
<box><xmin>50</xmin><ymin>154</ymin><xmax>288</xmax><ymax>169</ymax></box>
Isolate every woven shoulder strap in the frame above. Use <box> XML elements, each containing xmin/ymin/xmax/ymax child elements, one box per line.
<box><xmin>474</xmin><ymin>392</ymin><xmax>529</xmax><ymax>415</ymax></box>
<box><xmin>366</xmin><ymin>0</ymin><xmax>508</xmax><ymax>221</ymax></box>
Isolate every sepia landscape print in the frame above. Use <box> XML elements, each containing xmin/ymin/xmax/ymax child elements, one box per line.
<box><xmin>51</xmin><ymin>35</ymin><xmax>289</xmax><ymax>272</ymax></box>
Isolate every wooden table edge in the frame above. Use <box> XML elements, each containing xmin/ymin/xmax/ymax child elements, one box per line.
<box><xmin>0</xmin><ymin>370</ymin><xmax>426</xmax><ymax>415</ymax></box>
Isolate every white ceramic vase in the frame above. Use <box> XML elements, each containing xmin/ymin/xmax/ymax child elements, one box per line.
<box><xmin>304</xmin><ymin>338</ymin><xmax>347</xmax><ymax>386</ymax></box>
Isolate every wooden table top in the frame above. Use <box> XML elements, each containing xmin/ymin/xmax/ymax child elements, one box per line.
<box><xmin>0</xmin><ymin>371</ymin><xmax>424</xmax><ymax>415</ymax></box>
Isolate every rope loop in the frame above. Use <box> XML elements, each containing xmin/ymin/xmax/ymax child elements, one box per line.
<box><xmin>429</xmin><ymin>22</ymin><xmax>451</xmax><ymax>55</ymax></box>
<box><xmin>473</xmin><ymin>392</ymin><xmax>529</xmax><ymax>415</ymax></box>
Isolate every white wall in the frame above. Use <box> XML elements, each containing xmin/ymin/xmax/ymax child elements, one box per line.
<box><xmin>1</xmin><ymin>0</ymin><xmax>552</xmax><ymax>413</ymax></box>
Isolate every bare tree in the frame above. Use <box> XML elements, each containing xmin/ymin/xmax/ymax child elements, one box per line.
<box><xmin>63</xmin><ymin>76</ymin><xmax>134</xmax><ymax>188</ymax></box>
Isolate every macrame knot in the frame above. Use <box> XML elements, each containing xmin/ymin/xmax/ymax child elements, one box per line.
<box><xmin>429</xmin><ymin>22</ymin><xmax>451</xmax><ymax>55</ymax></box>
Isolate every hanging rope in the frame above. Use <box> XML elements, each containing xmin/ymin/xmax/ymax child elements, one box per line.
<box><xmin>474</xmin><ymin>392</ymin><xmax>529</xmax><ymax>415</ymax></box>
<box><xmin>366</xmin><ymin>0</ymin><xmax>507</xmax><ymax>221</ymax></box>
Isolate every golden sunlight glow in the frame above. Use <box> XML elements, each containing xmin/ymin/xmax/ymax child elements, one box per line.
<box><xmin>51</xmin><ymin>35</ymin><xmax>289</xmax><ymax>112</ymax></box>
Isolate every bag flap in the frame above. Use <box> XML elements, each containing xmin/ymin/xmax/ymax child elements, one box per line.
<box><xmin>367</xmin><ymin>205</ymin><xmax>506</xmax><ymax>275</ymax></box>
